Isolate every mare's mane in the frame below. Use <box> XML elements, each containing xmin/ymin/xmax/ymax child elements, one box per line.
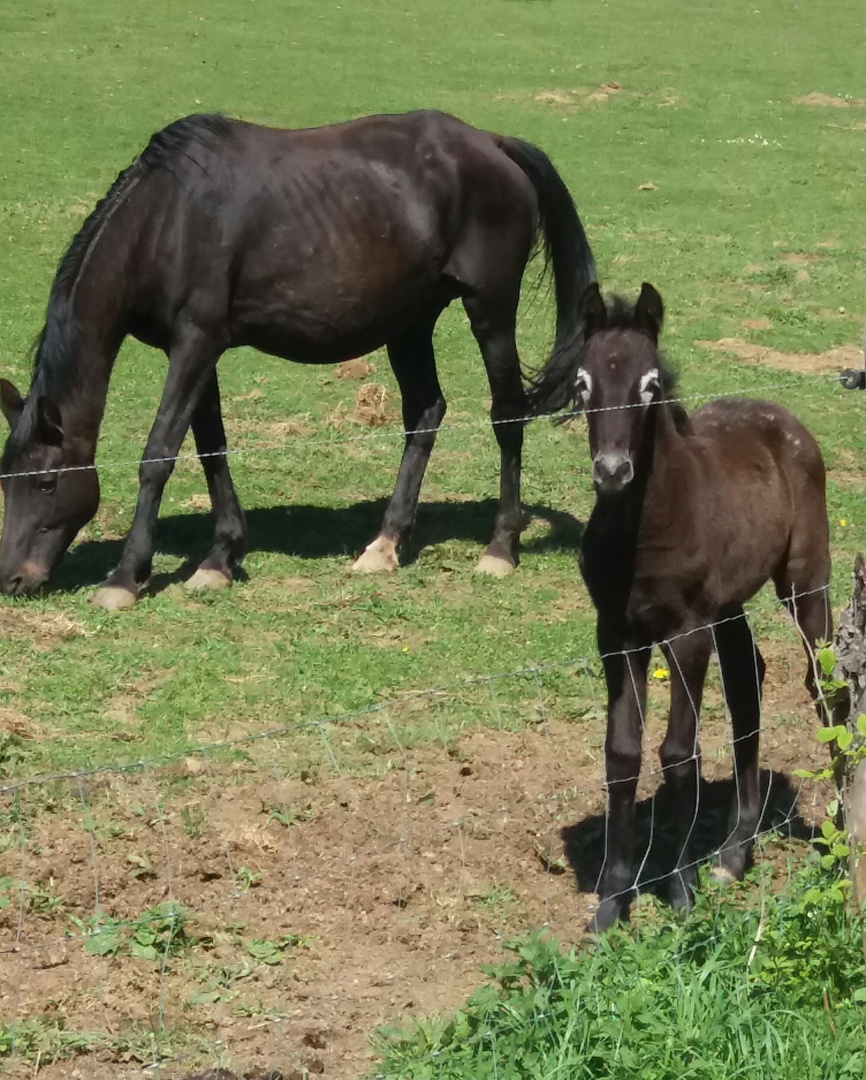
<box><xmin>24</xmin><ymin>114</ymin><xmax>235</xmax><ymax>410</ymax></box>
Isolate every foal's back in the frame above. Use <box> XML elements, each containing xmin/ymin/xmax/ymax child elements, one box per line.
<box><xmin>672</xmin><ymin>397</ymin><xmax>829</xmax><ymax>609</ymax></box>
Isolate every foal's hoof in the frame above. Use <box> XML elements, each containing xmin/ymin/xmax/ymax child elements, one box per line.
<box><xmin>91</xmin><ymin>586</ymin><xmax>138</xmax><ymax>611</ymax></box>
<box><xmin>709</xmin><ymin>865</ymin><xmax>738</xmax><ymax>886</ymax></box>
<box><xmin>352</xmin><ymin>537</ymin><xmax>398</xmax><ymax>574</ymax></box>
<box><xmin>185</xmin><ymin>568</ymin><xmax>232</xmax><ymax>593</ymax></box>
<box><xmin>475</xmin><ymin>554</ymin><xmax>515</xmax><ymax>578</ymax></box>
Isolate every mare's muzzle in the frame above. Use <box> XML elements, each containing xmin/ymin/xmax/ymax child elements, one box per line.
<box><xmin>592</xmin><ymin>452</ymin><xmax>634</xmax><ymax>495</ymax></box>
<box><xmin>1</xmin><ymin>560</ymin><xmax>49</xmax><ymax>597</ymax></box>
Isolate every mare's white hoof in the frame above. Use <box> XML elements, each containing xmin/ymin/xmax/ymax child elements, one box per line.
<box><xmin>475</xmin><ymin>554</ymin><xmax>515</xmax><ymax>578</ymax></box>
<box><xmin>91</xmin><ymin>586</ymin><xmax>138</xmax><ymax>611</ymax></box>
<box><xmin>186</xmin><ymin>568</ymin><xmax>232</xmax><ymax>592</ymax></box>
<box><xmin>709</xmin><ymin>866</ymin><xmax>738</xmax><ymax>886</ymax></box>
<box><xmin>352</xmin><ymin>537</ymin><xmax>398</xmax><ymax>574</ymax></box>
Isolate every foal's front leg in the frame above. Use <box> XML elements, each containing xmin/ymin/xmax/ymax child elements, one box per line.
<box><xmin>659</xmin><ymin>630</ymin><xmax>712</xmax><ymax>914</ymax></box>
<box><xmin>591</xmin><ymin>621</ymin><xmax>650</xmax><ymax>932</ymax></box>
<box><xmin>93</xmin><ymin>326</ymin><xmax>222</xmax><ymax>610</ymax></box>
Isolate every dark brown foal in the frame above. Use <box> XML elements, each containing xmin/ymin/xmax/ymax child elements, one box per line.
<box><xmin>546</xmin><ymin>282</ymin><xmax>835</xmax><ymax>931</ymax></box>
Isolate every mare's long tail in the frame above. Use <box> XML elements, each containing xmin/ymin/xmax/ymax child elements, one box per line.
<box><xmin>498</xmin><ymin>137</ymin><xmax>596</xmax><ymax>414</ymax></box>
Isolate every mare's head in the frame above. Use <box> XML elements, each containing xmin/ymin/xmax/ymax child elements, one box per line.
<box><xmin>0</xmin><ymin>379</ymin><xmax>99</xmax><ymax>595</ymax></box>
<box><xmin>572</xmin><ymin>282</ymin><xmax>675</xmax><ymax>496</ymax></box>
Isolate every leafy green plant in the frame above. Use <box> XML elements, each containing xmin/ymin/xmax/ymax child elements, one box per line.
<box><xmin>76</xmin><ymin>902</ymin><xmax>198</xmax><ymax>963</ymax></box>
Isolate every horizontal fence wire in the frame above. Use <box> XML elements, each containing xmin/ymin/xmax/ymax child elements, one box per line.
<box><xmin>0</xmin><ymin>373</ymin><xmax>848</xmax><ymax>482</ymax></box>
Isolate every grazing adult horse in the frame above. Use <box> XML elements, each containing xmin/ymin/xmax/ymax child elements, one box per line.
<box><xmin>533</xmin><ymin>282</ymin><xmax>837</xmax><ymax>931</ymax></box>
<box><xmin>0</xmin><ymin>110</ymin><xmax>596</xmax><ymax>607</ymax></box>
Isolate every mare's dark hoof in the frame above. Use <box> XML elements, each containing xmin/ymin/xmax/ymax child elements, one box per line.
<box><xmin>668</xmin><ymin>873</ymin><xmax>694</xmax><ymax>917</ymax></box>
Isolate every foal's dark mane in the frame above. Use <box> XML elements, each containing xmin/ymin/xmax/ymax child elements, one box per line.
<box><xmin>27</xmin><ymin>115</ymin><xmax>235</xmax><ymax>405</ymax></box>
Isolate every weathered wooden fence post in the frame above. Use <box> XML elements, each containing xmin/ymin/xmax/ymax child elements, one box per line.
<box><xmin>832</xmin><ymin>554</ymin><xmax>866</xmax><ymax>907</ymax></box>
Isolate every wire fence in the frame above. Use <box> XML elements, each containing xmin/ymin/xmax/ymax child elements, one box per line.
<box><xmin>0</xmin><ymin>365</ymin><xmax>863</xmax><ymax>1077</ymax></box>
<box><xmin>0</xmin><ymin>591</ymin><xmax>849</xmax><ymax>1077</ymax></box>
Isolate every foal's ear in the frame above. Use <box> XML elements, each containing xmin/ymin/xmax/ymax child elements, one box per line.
<box><xmin>634</xmin><ymin>283</ymin><xmax>664</xmax><ymax>341</ymax></box>
<box><xmin>0</xmin><ymin>379</ymin><xmax>24</xmax><ymax>428</ymax></box>
<box><xmin>580</xmin><ymin>282</ymin><xmax>608</xmax><ymax>340</ymax></box>
<box><xmin>35</xmin><ymin>395</ymin><xmax>64</xmax><ymax>447</ymax></box>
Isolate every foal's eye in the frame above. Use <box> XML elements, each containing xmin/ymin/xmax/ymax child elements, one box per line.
<box><xmin>574</xmin><ymin>369</ymin><xmax>592</xmax><ymax>403</ymax></box>
<box><xmin>37</xmin><ymin>476</ymin><xmax>57</xmax><ymax>494</ymax></box>
<box><xmin>639</xmin><ymin>370</ymin><xmax>660</xmax><ymax>405</ymax></box>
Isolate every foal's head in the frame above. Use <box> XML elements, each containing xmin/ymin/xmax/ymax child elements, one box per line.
<box><xmin>573</xmin><ymin>282</ymin><xmax>675</xmax><ymax>496</ymax></box>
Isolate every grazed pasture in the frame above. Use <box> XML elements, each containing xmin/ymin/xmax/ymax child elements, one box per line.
<box><xmin>1</xmin><ymin>1</ymin><xmax>865</xmax><ymax>1076</ymax></box>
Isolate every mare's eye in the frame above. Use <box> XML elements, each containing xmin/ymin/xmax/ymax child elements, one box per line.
<box><xmin>37</xmin><ymin>475</ymin><xmax>57</xmax><ymax>494</ymax></box>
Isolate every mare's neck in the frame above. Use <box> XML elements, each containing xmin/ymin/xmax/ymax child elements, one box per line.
<box><xmin>38</xmin><ymin>274</ymin><xmax>129</xmax><ymax>464</ymax></box>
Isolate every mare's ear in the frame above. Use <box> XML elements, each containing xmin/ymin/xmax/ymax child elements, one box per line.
<box><xmin>634</xmin><ymin>282</ymin><xmax>664</xmax><ymax>341</ymax></box>
<box><xmin>0</xmin><ymin>379</ymin><xmax>24</xmax><ymax>428</ymax></box>
<box><xmin>35</xmin><ymin>396</ymin><xmax>64</xmax><ymax>447</ymax></box>
<box><xmin>580</xmin><ymin>283</ymin><xmax>607</xmax><ymax>340</ymax></box>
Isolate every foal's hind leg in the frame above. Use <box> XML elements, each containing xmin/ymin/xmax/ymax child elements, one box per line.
<box><xmin>93</xmin><ymin>324</ymin><xmax>223</xmax><ymax>610</ymax></box>
<box><xmin>713</xmin><ymin>608</ymin><xmax>765</xmax><ymax>883</ymax></box>
<box><xmin>353</xmin><ymin>313</ymin><xmax>445</xmax><ymax>573</ymax></box>
<box><xmin>185</xmin><ymin>369</ymin><xmax>247</xmax><ymax>592</ymax></box>
<box><xmin>462</xmin><ymin>297</ymin><xmax>527</xmax><ymax>576</ymax></box>
<box><xmin>658</xmin><ymin>630</ymin><xmax>712</xmax><ymax>915</ymax></box>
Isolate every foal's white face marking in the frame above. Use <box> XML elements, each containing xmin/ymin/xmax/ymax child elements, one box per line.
<box><xmin>575</xmin><ymin>367</ymin><xmax>593</xmax><ymax>406</ymax></box>
<box><xmin>639</xmin><ymin>368</ymin><xmax>660</xmax><ymax>405</ymax></box>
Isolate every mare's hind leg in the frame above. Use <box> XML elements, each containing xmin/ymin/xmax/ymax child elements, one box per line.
<box><xmin>93</xmin><ymin>324</ymin><xmax>223</xmax><ymax>610</ymax></box>
<box><xmin>658</xmin><ymin>630</ymin><xmax>712</xmax><ymax>915</ymax></box>
<box><xmin>713</xmin><ymin>608</ymin><xmax>765</xmax><ymax>883</ymax></box>
<box><xmin>185</xmin><ymin>369</ymin><xmax>247</xmax><ymax>592</ymax></box>
<box><xmin>462</xmin><ymin>296</ymin><xmax>527</xmax><ymax>576</ymax></box>
<box><xmin>353</xmin><ymin>312</ymin><xmax>445</xmax><ymax>573</ymax></box>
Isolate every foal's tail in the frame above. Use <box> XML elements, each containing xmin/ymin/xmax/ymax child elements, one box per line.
<box><xmin>499</xmin><ymin>137</ymin><xmax>596</xmax><ymax>415</ymax></box>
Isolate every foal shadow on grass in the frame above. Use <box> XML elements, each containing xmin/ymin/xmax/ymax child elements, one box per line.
<box><xmin>562</xmin><ymin>769</ymin><xmax>812</xmax><ymax>905</ymax></box>
<box><xmin>49</xmin><ymin>498</ymin><xmax>584</xmax><ymax>595</ymax></box>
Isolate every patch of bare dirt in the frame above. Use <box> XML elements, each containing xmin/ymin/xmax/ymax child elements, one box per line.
<box><xmin>739</xmin><ymin>317</ymin><xmax>773</xmax><ymax>331</ymax></box>
<box><xmin>697</xmin><ymin>336</ymin><xmax>862</xmax><ymax>375</ymax></box>
<box><xmin>335</xmin><ymin>359</ymin><xmax>373</xmax><ymax>381</ymax></box>
<box><xmin>793</xmin><ymin>93</ymin><xmax>866</xmax><ymax>108</ymax></box>
<box><xmin>0</xmin><ymin>606</ymin><xmax>85</xmax><ymax>648</ymax></box>
<box><xmin>0</xmin><ymin>663</ymin><xmax>828</xmax><ymax>1080</ymax></box>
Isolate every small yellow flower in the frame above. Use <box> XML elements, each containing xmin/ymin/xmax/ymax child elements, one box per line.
<box><xmin>839</xmin><ymin>519</ymin><xmax>847</xmax><ymax>527</ymax></box>
<box><xmin>652</xmin><ymin>667</ymin><xmax>670</xmax><ymax>681</ymax></box>
<box><xmin>402</xmin><ymin>646</ymin><xmax>410</xmax><ymax>654</ymax></box>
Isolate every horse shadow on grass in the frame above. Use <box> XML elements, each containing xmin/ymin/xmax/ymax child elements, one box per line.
<box><xmin>49</xmin><ymin>498</ymin><xmax>584</xmax><ymax>596</ymax></box>
<box><xmin>562</xmin><ymin>769</ymin><xmax>813</xmax><ymax>904</ymax></box>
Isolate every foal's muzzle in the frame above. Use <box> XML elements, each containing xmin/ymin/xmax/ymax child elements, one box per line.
<box><xmin>592</xmin><ymin>453</ymin><xmax>634</xmax><ymax>494</ymax></box>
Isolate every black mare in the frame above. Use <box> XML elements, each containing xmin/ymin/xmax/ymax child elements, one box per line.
<box><xmin>531</xmin><ymin>282</ymin><xmax>841</xmax><ymax>931</ymax></box>
<box><xmin>0</xmin><ymin>111</ymin><xmax>595</xmax><ymax>607</ymax></box>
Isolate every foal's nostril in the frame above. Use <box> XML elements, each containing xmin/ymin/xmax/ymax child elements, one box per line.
<box><xmin>592</xmin><ymin>453</ymin><xmax>634</xmax><ymax>492</ymax></box>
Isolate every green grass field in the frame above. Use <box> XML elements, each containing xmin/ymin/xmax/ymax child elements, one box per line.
<box><xmin>1</xmin><ymin>1</ymin><xmax>865</xmax><ymax>1076</ymax></box>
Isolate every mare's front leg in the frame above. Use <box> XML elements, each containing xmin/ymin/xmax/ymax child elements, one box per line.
<box><xmin>353</xmin><ymin>312</ymin><xmax>445</xmax><ymax>573</ymax></box>
<box><xmin>591</xmin><ymin>620</ymin><xmax>650</xmax><ymax>932</ymax></box>
<box><xmin>185</xmin><ymin>369</ymin><xmax>248</xmax><ymax>592</ymax></box>
<box><xmin>659</xmin><ymin>629</ymin><xmax>712</xmax><ymax>914</ymax></box>
<box><xmin>463</xmin><ymin>296</ymin><xmax>527</xmax><ymax>577</ymax></box>
<box><xmin>93</xmin><ymin>325</ymin><xmax>223</xmax><ymax>610</ymax></box>
<box><xmin>713</xmin><ymin>608</ymin><xmax>764</xmax><ymax>882</ymax></box>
